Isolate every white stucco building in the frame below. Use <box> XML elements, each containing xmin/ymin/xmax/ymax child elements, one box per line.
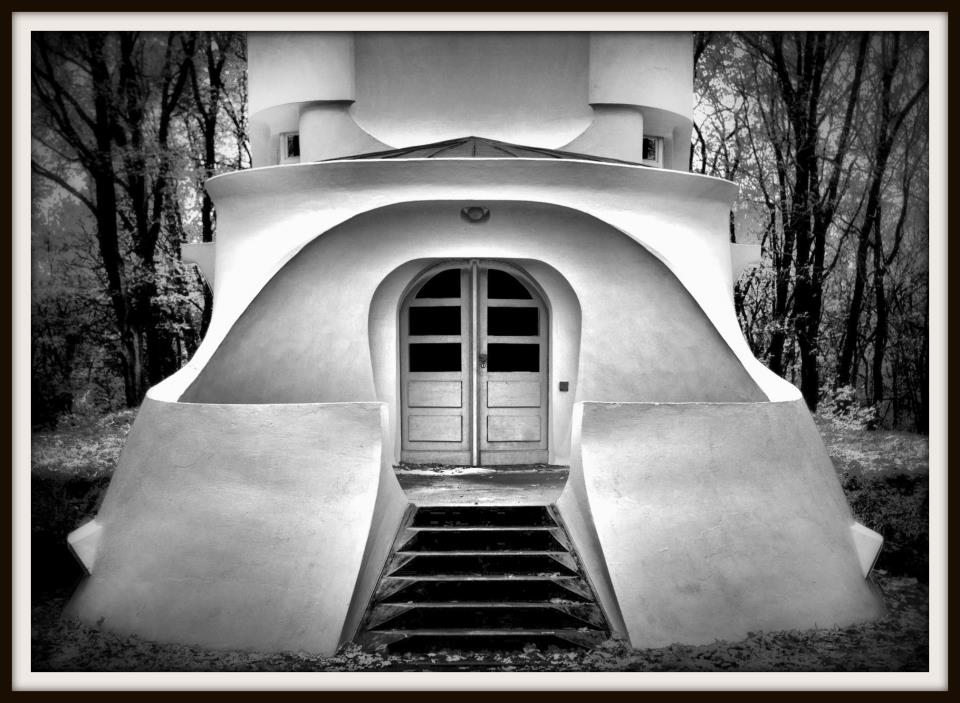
<box><xmin>66</xmin><ymin>32</ymin><xmax>884</xmax><ymax>655</ymax></box>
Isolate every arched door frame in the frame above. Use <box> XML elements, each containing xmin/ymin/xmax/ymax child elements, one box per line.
<box><xmin>399</xmin><ymin>259</ymin><xmax>550</xmax><ymax>466</ymax></box>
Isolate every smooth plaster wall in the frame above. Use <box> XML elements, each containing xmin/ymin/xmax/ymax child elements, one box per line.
<box><xmin>588</xmin><ymin>32</ymin><xmax>693</xmax><ymax>119</ymax></box>
<box><xmin>339</xmin><ymin>409</ymin><xmax>412</xmax><ymax>644</ymax></box>
<box><xmin>298</xmin><ymin>102</ymin><xmax>387</xmax><ymax>162</ymax></box>
<box><xmin>180</xmin><ymin>202</ymin><xmax>765</xmax><ymax>460</ymax></box>
<box><xmin>352</xmin><ymin>33</ymin><xmax>593</xmax><ymax>148</ymax></box>
<box><xmin>555</xmin><ymin>402</ymin><xmax>628</xmax><ymax>638</ymax></box>
<box><xmin>248</xmin><ymin>32</ymin><xmax>356</xmax><ymax>114</ymax></box>
<box><xmin>65</xmin><ymin>397</ymin><xmax>404</xmax><ymax>655</ymax></box>
<box><xmin>562</xmin><ymin>105</ymin><xmax>647</xmax><ymax>165</ymax></box>
<box><xmin>562</xmin><ymin>399</ymin><xmax>885</xmax><ymax>648</ymax></box>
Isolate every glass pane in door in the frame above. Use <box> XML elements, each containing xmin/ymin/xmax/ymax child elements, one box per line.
<box><xmin>486</xmin><ymin>343</ymin><xmax>540</xmax><ymax>372</ymax></box>
<box><xmin>410</xmin><ymin>307</ymin><xmax>461</xmax><ymax>335</ymax></box>
<box><xmin>416</xmin><ymin>268</ymin><xmax>462</xmax><ymax>298</ymax></box>
<box><xmin>487</xmin><ymin>307</ymin><xmax>539</xmax><ymax>336</ymax></box>
<box><xmin>409</xmin><ymin>343</ymin><xmax>462</xmax><ymax>372</ymax></box>
<box><xmin>487</xmin><ymin>269</ymin><xmax>532</xmax><ymax>299</ymax></box>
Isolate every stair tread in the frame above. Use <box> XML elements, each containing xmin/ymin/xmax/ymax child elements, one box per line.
<box><xmin>378</xmin><ymin>580</ymin><xmax>594</xmax><ymax>604</ymax></box>
<box><xmin>389</xmin><ymin>554</ymin><xmax>579</xmax><ymax>577</ymax></box>
<box><xmin>412</xmin><ymin>507</ymin><xmax>557</xmax><ymax>528</ymax></box>
<box><xmin>384</xmin><ymin>574</ymin><xmax>584</xmax><ymax>581</ymax></box>
<box><xmin>374</xmin><ymin>602</ymin><xmax>596</xmax><ymax>608</ymax></box>
<box><xmin>368</xmin><ymin>628</ymin><xmax>601</xmax><ymax>636</ymax></box>
<box><xmin>397</xmin><ymin>550</ymin><xmax>569</xmax><ymax>556</ymax></box>
<box><xmin>407</xmin><ymin>526</ymin><xmax>556</xmax><ymax>532</ymax></box>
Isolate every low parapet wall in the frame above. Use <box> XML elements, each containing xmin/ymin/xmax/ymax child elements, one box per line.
<box><xmin>559</xmin><ymin>399</ymin><xmax>885</xmax><ymax>649</ymax></box>
<box><xmin>65</xmin><ymin>398</ymin><xmax>407</xmax><ymax>655</ymax></box>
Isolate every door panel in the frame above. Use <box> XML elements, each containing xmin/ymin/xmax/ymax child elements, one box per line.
<box><xmin>487</xmin><ymin>380</ymin><xmax>541</xmax><ymax>407</ymax></box>
<box><xmin>487</xmin><ymin>415</ymin><xmax>541</xmax><ymax>442</ymax></box>
<box><xmin>407</xmin><ymin>381</ymin><xmax>463</xmax><ymax>408</ymax></box>
<box><xmin>400</xmin><ymin>263</ymin><xmax>548</xmax><ymax>465</ymax></box>
<box><xmin>409</xmin><ymin>415</ymin><xmax>463</xmax><ymax>442</ymax></box>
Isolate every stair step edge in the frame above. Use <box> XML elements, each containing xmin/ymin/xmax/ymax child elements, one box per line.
<box><xmin>371</xmin><ymin>602</ymin><xmax>600</xmax><ymax>608</ymax></box>
<box><xmin>407</xmin><ymin>526</ymin><xmax>557</xmax><ymax>532</ymax></box>
<box><xmin>397</xmin><ymin>550</ymin><xmax>570</xmax><ymax>556</ymax></box>
<box><xmin>368</xmin><ymin>628</ymin><xmax>607</xmax><ymax>636</ymax></box>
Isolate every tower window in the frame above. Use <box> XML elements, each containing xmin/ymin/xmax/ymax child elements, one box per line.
<box><xmin>279</xmin><ymin>132</ymin><xmax>300</xmax><ymax>163</ymax></box>
<box><xmin>642</xmin><ymin>136</ymin><xmax>662</xmax><ymax>167</ymax></box>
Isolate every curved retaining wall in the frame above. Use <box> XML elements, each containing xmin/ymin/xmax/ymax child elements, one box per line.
<box><xmin>557</xmin><ymin>399</ymin><xmax>885</xmax><ymax>648</ymax></box>
<box><xmin>65</xmin><ymin>398</ymin><xmax>408</xmax><ymax>655</ymax></box>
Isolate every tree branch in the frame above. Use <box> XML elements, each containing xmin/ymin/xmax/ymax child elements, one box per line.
<box><xmin>31</xmin><ymin>161</ymin><xmax>97</xmax><ymax>216</ymax></box>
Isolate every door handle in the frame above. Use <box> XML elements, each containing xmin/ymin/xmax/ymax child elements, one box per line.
<box><xmin>478</xmin><ymin>353</ymin><xmax>488</xmax><ymax>369</ymax></box>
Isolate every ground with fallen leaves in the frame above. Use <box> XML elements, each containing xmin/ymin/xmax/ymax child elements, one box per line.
<box><xmin>31</xmin><ymin>571</ymin><xmax>927</xmax><ymax>672</ymax></box>
<box><xmin>30</xmin><ymin>411</ymin><xmax>930</xmax><ymax>672</ymax></box>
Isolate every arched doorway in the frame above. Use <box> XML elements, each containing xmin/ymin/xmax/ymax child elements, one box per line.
<box><xmin>400</xmin><ymin>261</ymin><xmax>549</xmax><ymax>465</ymax></box>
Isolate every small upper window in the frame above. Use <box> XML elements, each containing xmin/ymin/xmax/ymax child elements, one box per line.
<box><xmin>279</xmin><ymin>132</ymin><xmax>301</xmax><ymax>164</ymax></box>
<box><xmin>642</xmin><ymin>136</ymin><xmax>662</xmax><ymax>168</ymax></box>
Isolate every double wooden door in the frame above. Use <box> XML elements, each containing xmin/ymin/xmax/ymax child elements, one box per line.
<box><xmin>400</xmin><ymin>262</ymin><xmax>548</xmax><ymax>466</ymax></box>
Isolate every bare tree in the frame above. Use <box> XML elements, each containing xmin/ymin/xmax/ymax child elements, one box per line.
<box><xmin>184</xmin><ymin>32</ymin><xmax>247</xmax><ymax>335</ymax></box>
<box><xmin>32</xmin><ymin>32</ymin><xmax>195</xmax><ymax>405</ymax></box>
<box><xmin>835</xmin><ymin>33</ymin><xmax>928</xmax><ymax>401</ymax></box>
<box><xmin>694</xmin><ymin>31</ymin><xmax>928</xmax><ymax>427</ymax></box>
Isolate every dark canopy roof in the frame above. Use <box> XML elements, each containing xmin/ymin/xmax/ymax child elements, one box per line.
<box><xmin>328</xmin><ymin>135</ymin><xmax>643</xmax><ymax>166</ymax></box>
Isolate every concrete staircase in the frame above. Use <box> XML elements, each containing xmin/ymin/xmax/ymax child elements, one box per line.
<box><xmin>357</xmin><ymin>505</ymin><xmax>610</xmax><ymax>653</ymax></box>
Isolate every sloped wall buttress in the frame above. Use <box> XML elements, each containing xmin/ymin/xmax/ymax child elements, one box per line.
<box><xmin>64</xmin><ymin>398</ymin><xmax>407</xmax><ymax>655</ymax></box>
<box><xmin>572</xmin><ymin>399</ymin><xmax>885</xmax><ymax>648</ymax></box>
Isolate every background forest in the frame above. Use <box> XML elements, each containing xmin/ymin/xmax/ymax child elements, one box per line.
<box><xmin>31</xmin><ymin>31</ymin><xmax>929</xmax><ymax>433</ymax></box>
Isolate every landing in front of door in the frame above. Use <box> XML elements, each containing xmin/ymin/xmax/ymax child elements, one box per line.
<box><xmin>394</xmin><ymin>464</ymin><xmax>568</xmax><ymax>506</ymax></box>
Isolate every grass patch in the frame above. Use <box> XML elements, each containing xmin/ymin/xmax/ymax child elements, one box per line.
<box><xmin>31</xmin><ymin>410</ymin><xmax>134</xmax><ymax>600</ymax></box>
<box><xmin>842</xmin><ymin>469</ymin><xmax>928</xmax><ymax>581</ymax></box>
<box><xmin>815</xmin><ymin>415</ymin><xmax>929</xmax><ymax>581</ymax></box>
<box><xmin>32</xmin><ymin>409</ymin><xmax>135</xmax><ymax>481</ymax></box>
<box><xmin>814</xmin><ymin>415</ymin><xmax>929</xmax><ymax>476</ymax></box>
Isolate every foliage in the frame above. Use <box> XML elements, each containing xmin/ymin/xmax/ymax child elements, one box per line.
<box><xmin>31</xmin><ymin>408</ymin><xmax>134</xmax><ymax>481</ymax></box>
<box><xmin>814</xmin><ymin>413</ymin><xmax>928</xmax><ymax>580</ymax></box>
<box><xmin>841</xmin><ymin>468</ymin><xmax>928</xmax><ymax>581</ymax></box>
<box><xmin>815</xmin><ymin>413</ymin><xmax>928</xmax><ymax>477</ymax></box>
<box><xmin>31</xmin><ymin>409</ymin><xmax>135</xmax><ymax>599</ymax></box>
<box><xmin>31</xmin><ymin>180</ymin><xmax>122</xmax><ymax>426</ymax></box>
<box><xmin>31</xmin><ymin>32</ymin><xmax>246</xmax><ymax>427</ymax></box>
<box><xmin>818</xmin><ymin>385</ymin><xmax>879</xmax><ymax>431</ymax></box>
